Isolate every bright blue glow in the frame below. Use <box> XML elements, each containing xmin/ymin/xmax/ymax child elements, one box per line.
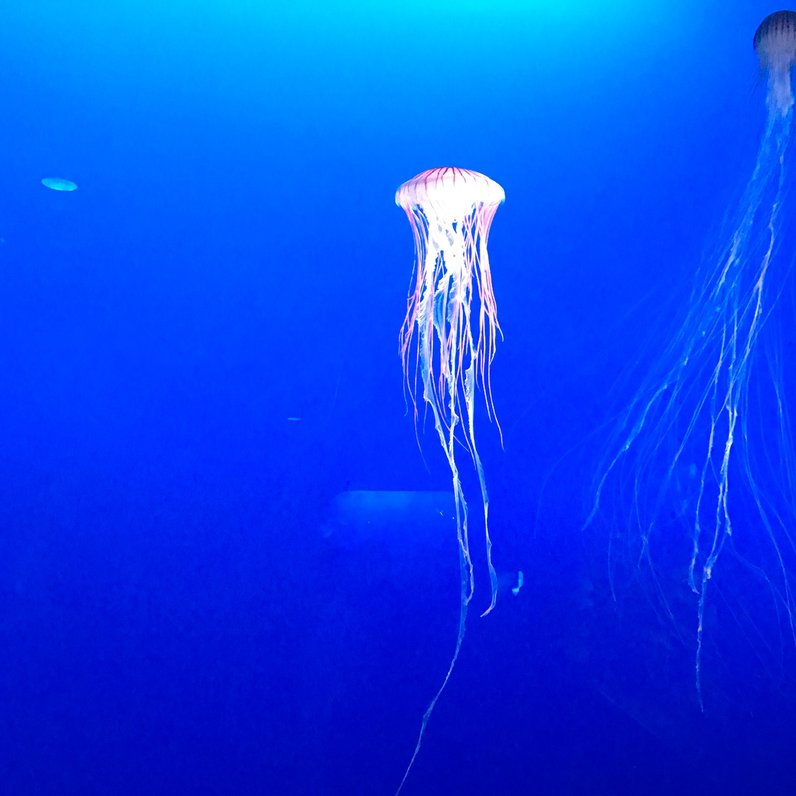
<box><xmin>41</xmin><ymin>177</ymin><xmax>77</xmax><ymax>192</ymax></box>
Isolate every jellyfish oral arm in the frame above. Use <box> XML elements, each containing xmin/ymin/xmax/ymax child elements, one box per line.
<box><xmin>767</xmin><ymin>56</ymin><xmax>794</xmax><ymax>117</ymax></box>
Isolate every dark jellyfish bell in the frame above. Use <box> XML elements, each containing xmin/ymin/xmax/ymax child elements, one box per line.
<box><xmin>754</xmin><ymin>10</ymin><xmax>796</xmax><ymax>53</ymax></box>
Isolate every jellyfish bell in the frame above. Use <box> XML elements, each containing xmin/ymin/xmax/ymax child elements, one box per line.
<box><xmin>754</xmin><ymin>10</ymin><xmax>796</xmax><ymax>116</ymax></box>
<box><xmin>395</xmin><ymin>166</ymin><xmax>505</xmax><ymax>219</ymax></box>
<box><xmin>41</xmin><ymin>177</ymin><xmax>77</xmax><ymax>192</ymax></box>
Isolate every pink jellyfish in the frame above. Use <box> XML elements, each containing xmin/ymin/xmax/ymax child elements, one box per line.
<box><xmin>394</xmin><ymin>167</ymin><xmax>504</xmax><ymax>792</ymax></box>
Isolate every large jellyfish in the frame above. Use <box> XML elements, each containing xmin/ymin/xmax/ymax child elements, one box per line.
<box><xmin>589</xmin><ymin>11</ymin><xmax>796</xmax><ymax>705</ymax></box>
<box><xmin>395</xmin><ymin>167</ymin><xmax>504</xmax><ymax>791</ymax></box>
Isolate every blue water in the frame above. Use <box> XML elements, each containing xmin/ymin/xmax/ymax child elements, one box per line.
<box><xmin>1</xmin><ymin>1</ymin><xmax>795</xmax><ymax>794</ymax></box>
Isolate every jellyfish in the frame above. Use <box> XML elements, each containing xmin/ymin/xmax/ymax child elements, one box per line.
<box><xmin>395</xmin><ymin>167</ymin><xmax>504</xmax><ymax>791</ymax></box>
<box><xmin>755</xmin><ymin>10</ymin><xmax>796</xmax><ymax>116</ymax></box>
<box><xmin>41</xmin><ymin>177</ymin><xmax>77</xmax><ymax>192</ymax></box>
<box><xmin>588</xmin><ymin>11</ymin><xmax>796</xmax><ymax>706</ymax></box>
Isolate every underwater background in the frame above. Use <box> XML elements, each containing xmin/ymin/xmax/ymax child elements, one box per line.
<box><xmin>2</xmin><ymin>1</ymin><xmax>796</xmax><ymax>794</ymax></box>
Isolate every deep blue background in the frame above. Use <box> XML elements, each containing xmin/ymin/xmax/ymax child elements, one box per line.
<box><xmin>1</xmin><ymin>1</ymin><xmax>795</xmax><ymax>794</ymax></box>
